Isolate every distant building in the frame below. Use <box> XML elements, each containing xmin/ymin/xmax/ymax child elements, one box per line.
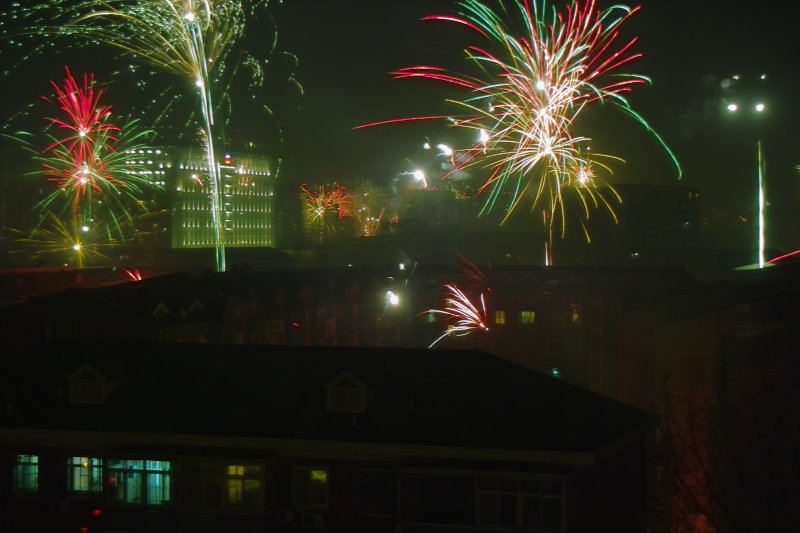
<box><xmin>0</xmin><ymin>342</ymin><xmax>653</xmax><ymax>533</ymax></box>
<box><xmin>123</xmin><ymin>145</ymin><xmax>276</xmax><ymax>250</ymax></box>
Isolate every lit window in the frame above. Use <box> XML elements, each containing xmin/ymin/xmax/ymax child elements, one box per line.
<box><xmin>565</xmin><ymin>298</ymin><xmax>582</xmax><ymax>326</ymax></box>
<box><xmin>494</xmin><ymin>310</ymin><xmax>506</xmax><ymax>326</ymax></box>
<box><xmin>12</xmin><ymin>455</ymin><xmax>38</xmax><ymax>493</ymax></box>
<box><xmin>186</xmin><ymin>463</ymin><xmax>263</xmax><ymax>511</ymax></box>
<box><xmin>108</xmin><ymin>459</ymin><xmax>171</xmax><ymax>505</ymax></box>
<box><xmin>292</xmin><ymin>467</ymin><xmax>328</xmax><ymax>509</ymax></box>
<box><xmin>519</xmin><ymin>310</ymin><xmax>535</xmax><ymax>325</ymax></box>
<box><xmin>67</xmin><ymin>456</ymin><xmax>103</xmax><ymax>493</ymax></box>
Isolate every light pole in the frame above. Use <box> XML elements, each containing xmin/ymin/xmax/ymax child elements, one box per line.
<box><xmin>725</xmin><ymin>77</ymin><xmax>768</xmax><ymax>269</ymax></box>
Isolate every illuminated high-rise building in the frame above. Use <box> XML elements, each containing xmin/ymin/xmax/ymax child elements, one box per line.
<box><xmin>124</xmin><ymin>145</ymin><xmax>276</xmax><ymax>250</ymax></box>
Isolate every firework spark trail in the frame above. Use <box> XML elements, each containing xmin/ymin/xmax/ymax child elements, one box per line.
<box><xmin>73</xmin><ymin>0</ymin><xmax>242</xmax><ymax>273</ymax></box>
<box><xmin>426</xmin><ymin>283</ymin><xmax>490</xmax><ymax>348</ymax></box>
<box><xmin>359</xmin><ymin>0</ymin><xmax>680</xmax><ymax>250</ymax></box>
<box><xmin>351</xmin><ymin>179</ymin><xmax>389</xmax><ymax>237</ymax></box>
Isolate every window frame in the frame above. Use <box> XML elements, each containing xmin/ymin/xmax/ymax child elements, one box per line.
<box><xmin>358</xmin><ymin>468</ymin><xmax>395</xmax><ymax>516</ymax></box>
<box><xmin>519</xmin><ymin>310</ymin><xmax>536</xmax><ymax>325</ymax></box>
<box><xmin>66</xmin><ymin>456</ymin><xmax>104</xmax><ymax>495</ymax></box>
<box><xmin>475</xmin><ymin>476</ymin><xmax>566</xmax><ymax>530</ymax></box>
<box><xmin>184</xmin><ymin>461</ymin><xmax>265</xmax><ymax>512</ymax></box>
<box><xmin>292</xmin><ymin>466</ymin><xmax>329</xmax><ymax>510</ymax></box>
<box><xmin>12</xmin><ymin>454</ymin><xmax>39</xmax><ymax>494</ymax></box>
<box><xmin>107</xmin><ymin>458</ymin><xmax>172</xmax><ymax>506</ymax></box>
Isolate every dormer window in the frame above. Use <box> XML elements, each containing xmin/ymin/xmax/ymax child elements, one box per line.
<box><xmin>153</xmin><ymin>302</ymin><xmax>170</xmax><ymax>317</ymax></box>
<box><xmin>325</xmin><ymin>371</ymin><xmax>367</xmax><ymax>414</ymax></box>
<box><xmin>68</xmin><ymin>364</ymin><xmax>107</xmax><ymax>404</ymax></box>
<box><xmin>189</xmin><ymin>298</ymin><xmax>205</xmax><ymax>314</ymax></box>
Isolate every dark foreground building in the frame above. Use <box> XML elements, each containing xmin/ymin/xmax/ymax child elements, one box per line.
<box><xmin>1</xmin><ymin>342</ymin><xmax>652</xmax><ymax>532</ymax></box>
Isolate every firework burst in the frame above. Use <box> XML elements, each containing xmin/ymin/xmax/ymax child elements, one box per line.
<box><xmin>11</xmin><ymin>211</ymin><xmax>118</xmax><ymax>268</ymax></box>
<box><xmin>7</xmin><ymin>68</ymin><xmax>155</xmax><ymax>240</ymax></box>
<box><xmin>301</xmin><ymin>183</ymin><xmax>352</xmax><ymax>221</ymax></box>
<box><xmin>426</xmin><ymin>283</ymin><xmax>491</xmax><ymax>348</ymax></box>
<box><xmin>301</xmin><ymin>183</ymin><xmax>352</xmax><ymax>242</ymax></box>
<box><xmin>351</xmin><ymin>179</ymin><xmax>389</xmax><ymax>237</ymax></box>
<box><xmin>42</xmin><ymin>67</ymin><xmax>119</xmax><ymax>163</ymax></box>
<box><xmin>359</xmin><ymin>0</ymin><xmax>680</xmax><ymax>254</ymax></box>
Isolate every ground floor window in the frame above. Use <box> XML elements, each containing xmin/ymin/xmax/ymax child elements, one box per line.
<box><xmin>359</xmin><ymin>469</ymin><xmax>394</xmax><ymax>515</ymax></box>
<box><xmin>185</xmin><ymin>463</ymin><xmax>264</xmax><ymax>511</ymax></box>
<box><xmin>12</xmin><ymin>455</ymin><xmax>39</xmax><ymax>493</ymax></box>
<box><xmin>292</xmin><ymin>467</ymin><xmax>328</xmax><ymax>509</ymax></box>
<box><xmin>108</xmin><ymin>459</ymin><xmax>171</xmax><ymax>505</ymax></box>
<box><xmin>67</xmin><ymin>456</ymin><xmax>103</xmax><ymax>494</ymax></box>
<box><xmin>477</xmin><ymin>477</ymin><xmax>564</xmax><ymax>530</ymax></box>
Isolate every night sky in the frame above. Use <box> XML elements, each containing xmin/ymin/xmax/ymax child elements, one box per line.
<box><xmin>272</xmin><ymin>0</ymin><xmax>800</xmax><ymax>249</ymax></box>
<box><xmin>1</xmin><ymin>0</ymin><xmax>799</xmax><ymax>251</ymax></box>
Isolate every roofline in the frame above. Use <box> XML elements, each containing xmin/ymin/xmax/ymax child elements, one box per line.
<box><xmin>1</xmin><ymin>427</ymin><xmax>598</xmax><ymax>467</ymax></box>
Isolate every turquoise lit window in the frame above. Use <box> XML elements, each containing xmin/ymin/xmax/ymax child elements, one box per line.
<box><xmin>67</xmin><ymin>456</ymin><xmax>103</xmax><ymax>493</ymax></box>
<box><xmin>108</xmin><ymin>459</ymin><xmax>171</xmax><ymax>505</ymax></box>
<box><xmin>12</xmin><ymin>455</ymin><xmax>39</xmax><ymax>493</ymax></box>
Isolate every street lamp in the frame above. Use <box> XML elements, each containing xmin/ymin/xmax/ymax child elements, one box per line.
<box><xmin>726</xmin><ymin>81</ymin><xmax>768</xmax><ymax>269</ymax></box>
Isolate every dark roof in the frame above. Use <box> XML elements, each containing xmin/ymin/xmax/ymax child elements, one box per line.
<box><xmin>1</xmin><ymin>342</ymin><xmax>650</xmax><ymax>454</ymax></box>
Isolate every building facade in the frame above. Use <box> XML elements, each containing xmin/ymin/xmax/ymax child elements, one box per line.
<box><xmin>0</xmin><ymin>342</ymin><xmax>652</xmax><ymax>533</ymax></box>
<box><xmin>123</xmin><ymin>145</ymin><xmax>276</xmax><ymax>250</ymax></box>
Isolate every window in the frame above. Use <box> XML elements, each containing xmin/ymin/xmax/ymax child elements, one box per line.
<box><xmin>186</xmin><ymin>463</ymin><xmax>263</xmax><ymax>511</ymax></box>
<box><xmin>494</xmin><ymin>310</ymin><xmax>506</xmax><ymax>326</ymax></box>
<box><xmin>477</xmin><ymin>478</ymin><xmax>517</xmax><ymax>526</ymax></box>
<box><xmin>325</xmin><ymin>371</ymin><xmax>366</xmax><ymax>414</ymax></box>
<box><xmin>266</xmin><ymin>320</ymin><xmax>282</xmax><ymax>344</ymax></box>
<box><xmin>401</xmin><ymin>472</ymin><xmax>473</xmax><ymax>525</ymax></box>
<box><xmin>12</xmin><ymin>455</ymin><xmax>38</xmax><ymax>493</ymax></box>
<box><xmin>359</xmin><ymin>470</ymin><xmax>394</xmax><ymax>515</ymax></box>
<box><xmin>108</xmin><ymin>459</ymin><xmax>171</xmax><ymax>505</ymax></box>
<box><xmin>68</xmin><ymin>364</ymin><xmax>106</xmax><ymax>404</ymax></box>
<box><xmin>519</xmin><ymin>310</ymin><xmax>535</xmax><ymax>325</ymax></box>
<box><xmin>292</xmin><ymin>467</ymin><xmax>328</xmax><ymax>509</ymax></box>
<box><xmin>477</xmin><ymin>477</ymin><xmax>564</xmax><ymax>530</ymax></box>
<box><xmin>67</xmin><ymin>456</ymin><xmax>103</xmax><ymax>493</ymax></box>
<box><xmin>324</xmin><ymin>318</ymin><xmax>337</xmax><ymax>344</ymax></box>
<box><xmin>565</xmin><ymin>298</ymin><xmax>582</xmax><ymax>326</ymax></box>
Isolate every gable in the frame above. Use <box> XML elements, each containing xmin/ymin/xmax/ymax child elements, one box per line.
<box><xmin>325</xmin><ymin>370</ymin><xmax>367</xmax><ymax>414</ymax></box>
